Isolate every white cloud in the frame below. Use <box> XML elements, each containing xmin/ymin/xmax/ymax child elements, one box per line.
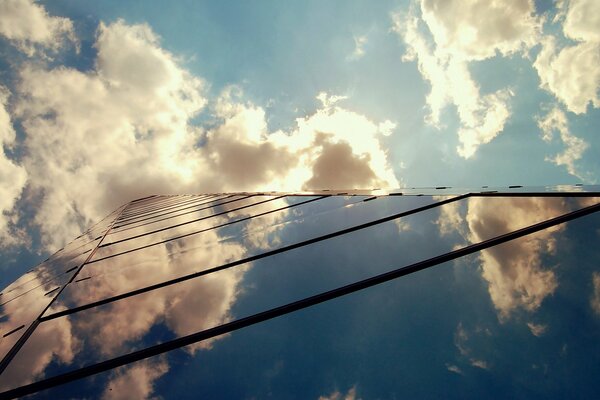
<box><xmin>534</xmin><ymin>37</ymin><xmax>600</xmax><ymax>114</ymax></box>
<box><xmin>419</xmin><ymin>0</ymin><xmax>540</xmax><ymax>60</ymax></box>
<box><xmin>438</xmin><ymin>197</ymin><xmax>568</xmax><ymax>320</ymax></box>
<box><xmin>527</xmin><ymin>322</ymin><xmax>548</xmax><ymax>337</ymax></box>
<box><xmin>536</xmin><ymin>107</ymin><xmax>589</xmax><ymax>178</ymax></box>
<box><xmin>101</xmin><ymin>359</ymin><xmax>169</xmax><ymax>400</ymax></box>
<box><xmin>562</xmin><ymin>0</ymin><xmax>600</xmax><ymax>42</ymax></box>
<box><xmin>467</xmin><ymin>197</ymin><xmax>565</xmax><ymax>320</ymax></box>
<box><xmin>65</xmin><ymin>227</ymin><xmax>247</xmax><ymax>356</ymax></box>
<box><xmin>534</xmin><ymin>0</ymin><xmax>600</xmax><ymax>114</ymax></box>
<box><xmin>5</xmin><ymin>14</ymin><xmax>399</xmax><ymax>253</ymax></box>
<box><xmin>318</xmin><ymin>385</ymin><xmax>359</xmax><ymax>400</ymax></box>
<box><xmin>0</xmin><ymin>277</ymin><xmax>80</xmax><ymax>391</ymax></box>
<box><xmin>591</xmin><ymin>272</ymin><xmax>600</xmax><ymax>316</ymax></box>
<box><xmin>0</xmin><ymin>86</ymin><xmax>28</xmax><ymax>249</ymax></box>
<box><xmin>392</xmin><ymin>0</ymin><xmax>536</xmax><ymax>158</ymax></box>
<box><xmin>0</xmin><ymin>0</ymin><xmax>76</xmax><ymax>56</ymax></box>
<box><xmin>446</xmin><ymin>364</ymin><xmax>463</xmax><ymax>375</ymax></box>
<box><xmin>349</xmin><ymin>35</ymin><xmax>368</xmax><ymax>60</ymax></box>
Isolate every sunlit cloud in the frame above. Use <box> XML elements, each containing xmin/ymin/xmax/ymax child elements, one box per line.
<box><xmin>101</xmin><ymin>358</ymin><xmax>169</xmax><ymax>400</ymax></box>
<box><xmin>0</xmin><ymin>86</ymin><xmax>28</xmax><ymax>249</ymax></box>
<box><xmin>534</xmin><ymin>0</ymin><xmax>600</xmax><ymax>114</ymax></box>
<box><xmin>536</xmin><ymin>106</ymin><xmax>589</xmax><ymax>179</ymax></box>
<box><xmin>0</xmin><ymin>12</ymin><xmax>399</xmax><ymax>253</ymax></box>
<box><xmin>0</xmin><ymin>0</ymin><xmax>76</xmax><ymax>56</ymax></box>
<box><xmin>0</xmin><ymin>276</ymin><xmax>80</xmax><ymax>391</ymax></box>
<box><xmin>437</xmin><ymin>197</ymin><xmax>568</xmax><ymax>320</ymax></box>
<box><xmin>392</xmin><ymin>0</ymin><xmax>541</xmax><ymax>158</ymax></box>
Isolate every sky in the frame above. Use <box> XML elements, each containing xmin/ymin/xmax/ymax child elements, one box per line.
<box><xmin>0</xmin><ymin>0</ymin><xmax>599</xmax><ymax>277</ymax></box>
<box><xmin>0</xmin><ymin>2</ymin><xmax>599</xmax><ymax>396</ymax></box>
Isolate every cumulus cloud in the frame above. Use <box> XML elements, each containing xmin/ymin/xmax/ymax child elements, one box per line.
<box><xmin>102</xmin><ymin>358</ymin><xmax>169</xmax><ymax>400</ymax></box>
<box><xmin>4</xmin><ymin>13</ymin><xmax>398</xmax><ymax>253</ymax></box>
<box><xmin>271</xmin><ymin>92</ymin><xmax>399</xmax><ymax>190</ymax></box>
<box><xmin>393</xmin><ymin>0</ymin><xmax>540</xmax><ymax>158</ymax></box>
<box><xmin>437</xmin><ymin>197</ymin><xmax>569</xmax><ymax>320</ymax></box>
<box><xmin>64</xmin><ymin>226</ymin><xmax>247</xmax><ymax>356</ymax></box>
<box><xmin>536</xmin><ymin>106</ymin><xmax>589</xmax><ymax>178</ymax></box>
<box><xmin>0</xmin><ymin>86</ymin><xmax>28</xmax><ymax>249</ymax></box>
<box><xmin>0</xmin><ymin>0</ymin><xmax>76</xmax><ymax>56</ymax></box>
<box><xmin>534</xmin><ymin>0</ymin><xmax>600</xmax><ymax>114</ymax></box>
<box><xmin>467</xmin><ymin>197</ymin><xmax>564</xmax><ymax>320</ymax></box>
<box><xmin>0</xmin><ymin>277</ymin><xmax>79</xmax><ymax>391</ymax></box>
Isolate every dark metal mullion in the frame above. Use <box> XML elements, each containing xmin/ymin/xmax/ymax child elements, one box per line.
<box><xmin>115</xmin><ymin>195</ymin><xmax>227</xmax><ymax>225</ymax></box>
<box><xmin>115</xmin><ymin>194</ymin><xmax>215</xmax><ymax>224</ymax></box>
<box><xmin>100</xmin><ymin>195</ymin><xmax>254</xmax><ymax>248</ymax></box>
<box><xmin>86</xmin><ymin>195</ymin><xmax>328</xmax><ymax>266</ymax></box>
<box><xmin>118</xmin><ymin>195</ymin><xmax>214</xmax><ymax>219</ymax></box>
<box><xmin>118</xmin><ymin>196</ymin><xmax>186</xmax><ymax>216</ymax></box>
<box><xmin>110</xmin><ymin>195</ymin><xmax>276</xmax><ymax>236</ymax></box>
<box><xmin>0</xmin><ymin>203</ymin><xmax>130</xmax><ymax>376</ymax></box>
<box><xmin>112</xmin><ymin>195</ymin><xmax>242</xmax><ymax>231</ymax></box>
<box><xmin>44</xmin><ymin>194</ymin><xmax>464</xmax><ymax>320</ymax></box>
<box><xmin>118</xmin><ymin>195</ymin><xmax>216</xmax><ymax>220</ymax></box>
<box><xmin>8</xmin><ymin>198</ymin><xmax>600</xmax><ymax>399</ymax></box>
<box><xmin>121</xmin><ymin>194</ymin><xmax>197</xmax><ymax>212</ymax></box>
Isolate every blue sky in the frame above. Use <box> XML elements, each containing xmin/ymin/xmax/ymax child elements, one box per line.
<box><xmin>0</xmin><ymin>0</ymin><xmax>599</xmax><ymax>271</ymax></box>
<box><xmin>0</xmin><ymin>1</ymin><xmax>599</xmax><ymax>397</ymax></box>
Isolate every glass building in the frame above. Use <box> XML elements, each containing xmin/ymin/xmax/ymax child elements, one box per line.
<box><xmin>1</xmin><ymin>186</ymin><xmax>600</xmax><ymax>399</ymax></box>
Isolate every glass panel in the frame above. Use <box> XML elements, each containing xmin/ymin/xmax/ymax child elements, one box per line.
<box><xmin>89</xmin><ymin>195</ymin><xmax>328</xmax><ymax>262</ymax></box>
<box><xmin>1</xmin><ymin>196</ymin><xmax>600</xmax><ymax>398</ymax></box>
<box><xmin>110</xmin><ymin>195</ymin><xmax>225</xmax><ymax>230</ymax></box>
<box><xmin>104</xmin><ymin>195</ymin><xmax>263</xmax><ymax>243</ymax></box>
<box><xmin>117</xmin><ymin>195</ymin><xmax>220</xmax><ymax>220</ymax></box>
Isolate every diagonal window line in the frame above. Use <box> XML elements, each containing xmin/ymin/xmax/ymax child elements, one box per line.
<box><xmin>86</xmin><ymin>195</ymin><xmax>327</xmax><ymax>266</ymax></box>
<box><xmin>111</xmin><ymin>195</ymin><xmax>256</xmax><ymax>233</ymax></box>
<box><xmin>100</xmin><ymin>195</ymin><xmax>264</xmax><ymax>248</ymax></box>
<box><xmin>119</xmin><ymin>196</ymin><xmax>197</xmax><ymax>217</ymax></box>
<box><xmin>113</xmin><ymin>194</ymin><xmax>220</xmax><ymax>228</ymax></box>
<box><xmin>112</xmin><ymin>195</ymin><xmax>245</xmax><ymax>231</ymax></box>
<box><xmin>44</xmin><ymin>194</ymin><xmax>465</xmax><ymax>321</ymax></box>
<box><xmin>13</xmin><ymin>199</ymin><xmax>600</xmax><ymax>400</ymax></box>
<box><xmin>116</xmin><ymin>194</ymin><xmax>223</xmax><ymax>223</ymax></box>
<box><xmin>120</xmin><ymin>194</ymin><xmax>207</xmax><ymax>213</ymax></box>
<box><xmin>118</xmin><ymin>195</ymin><xmax>213</xmax><ymax>218</ymax></box>
<box><xmin>0</xmin><ymin>203</ymin><xmax>129</xmax><ymax>377</ymax></box>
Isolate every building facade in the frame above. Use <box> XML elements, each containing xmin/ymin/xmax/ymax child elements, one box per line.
<box><xmin>1</xmin><ymin>187</ymin><xmax>600</xmax><ymax>399</ymax></box>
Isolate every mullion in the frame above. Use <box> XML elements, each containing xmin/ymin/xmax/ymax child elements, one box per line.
<box><xmin>122</xmin><ymin>194</ymin><xmax>214</xmax><ymax>215</ymax></box>
<box><xmin>88</xmin><ymin>196</ymin><xmax>327</xmax><ymax>265</ymax></box>
<box><xmin>14</xmin><ymin>198</ymin><xmax>600</xmax><ymax>399</ymax></box>
<box><xmin>119</xmin><ymin>195</ymin><xmax>186</xmax><ymax>215</ymax></box>
<box><xmin>110</xmin><ymin>195</ymin><xmax>263</xmax><ymax>235</ymax></box>
<box><xmin>119</xmin><ymin>195</ymin><xmax>209</xmax><ymax>219</ymax></box>
<box><xmin>0</xmin><ymin>203</ymin><xmax>129</xmax><ymax>377</ymax></box>
<box><xmin>112</xmin><ymin>195</ymin><xmax>235</xmax><ymax>230</ymax></box>
<box><xmin>47</xmin><ymin>194</ymin><xmax>463</xmax><ymax>319</ymax></box>
<box><xmin>100</xmin><ymin>195</ymin><xmax>255</xmax><ymax>248</ymax></box>
<box><xmin>119</xmin><ymin>195</ymin><xmax>202</xmax><ymax>217</ymax></box>
<box><xmin>116</xmin><ymin>195</ymin><xmax>225</xmax><ymax>223</ymax></box>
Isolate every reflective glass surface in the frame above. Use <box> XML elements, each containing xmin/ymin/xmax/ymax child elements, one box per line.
<box><xmin>1</xmin><ymin>192</ymin><xmax>599</xmax><ymax>399</ymax></box>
